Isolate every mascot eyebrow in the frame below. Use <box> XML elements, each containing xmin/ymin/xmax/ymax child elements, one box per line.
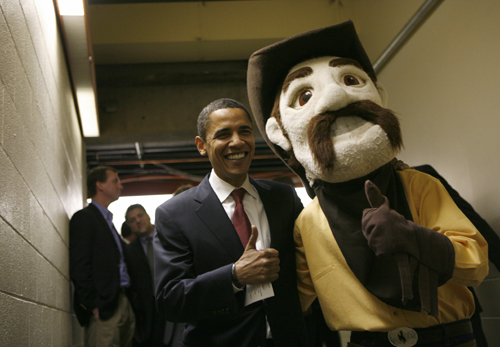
<box><xmin>282</xmin><ymin>58</ymin><xmax>367</xmax><ymax>94</ymax></box>
<box><xmin>328</xmin><ymin>57</ymin><xmax>364</xmax><ymax>70</ymax></box>
<box><xmin>282</xmin><ymin>67</ymin><xmax>313</xmax><ymax>93</ymax></box>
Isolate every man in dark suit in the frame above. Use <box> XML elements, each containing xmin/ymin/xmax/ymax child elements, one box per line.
<box><xmin>70</xmin><ymin>166</ymin><xmax>135</xmax><ymax>346</ymax></box>
<box><xmin>125</xmin><ymin>204</ymin><xmax>183</xmax><ymax>347</ymax></box>
<box><xmin>154</xmin><ymin>98</ymin><xmax>309</xmax><ymax>347</ymax></box>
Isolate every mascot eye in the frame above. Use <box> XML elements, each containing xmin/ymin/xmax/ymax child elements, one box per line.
<box><xmin>343</xmin><ymin>75</ymin><xmax>361</xmax><ymax>86</ymax></box>
<box><xmin>298</xmin><ymin>90</ymin><xmax>313</xmax><ymax>106</ymax></box>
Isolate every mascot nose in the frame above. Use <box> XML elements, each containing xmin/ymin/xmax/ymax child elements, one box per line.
<box><xmin>315</xmin><ymin>83</ymin><xmax>354</xmax><ymax>115</ymax></box>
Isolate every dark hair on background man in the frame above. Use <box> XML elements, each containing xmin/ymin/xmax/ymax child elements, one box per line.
<box><xmin>87</xmin><ymin>166</ymin><xmax>117</xmax><ymax>198</ymax></box>
<box><xmin>121</xmin><ymin>221</ymin><xmax>133</xmax><ymax>238</ymax></box>
<box><xmin>197</xmin><ymin>98</ymin><xmax>253</xmax><ymax>141</ymax></box>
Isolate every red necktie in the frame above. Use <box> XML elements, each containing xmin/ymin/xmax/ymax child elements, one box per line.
<box><xmin>231</xmin><ymin>188</ymin><xmax>252</xmax><ymax>247</ymax></box>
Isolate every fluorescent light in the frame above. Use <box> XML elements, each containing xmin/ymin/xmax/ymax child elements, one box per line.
<box><xmin>58</xmin><ymin>0</ymin><xmax>84</xmax><ymax>16</ymax></box>
<box><xmin>62</xmin><ymin>11</ymin><xmax>99</xmax><ymax>137</ymax></box>
<box><xmin>76</xmin><ymin>88</ymin><xmax>100</xmax><ymax>137</ymax></box>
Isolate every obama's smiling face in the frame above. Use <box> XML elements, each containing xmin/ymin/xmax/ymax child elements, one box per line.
<box><xmin>196</xmin><ymin>107</ymin><xmax>255</xmax><ymax>187</ymax></box>
<box><xmin>266</xmin><ymin>56</ymin><xmax>402</xmax><ymax>184</ymax></box>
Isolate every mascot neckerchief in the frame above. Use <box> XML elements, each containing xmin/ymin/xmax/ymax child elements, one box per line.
<box><xmin>247</xmin><ymin>20</ymin><xmax>456</xmax><ymax>317</ymax></box>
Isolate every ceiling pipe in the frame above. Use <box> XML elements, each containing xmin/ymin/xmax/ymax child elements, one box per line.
<box><xmin>373</xmin><ymin>0</ymin><xmax>445</xmax><ymax>75</ymax></box>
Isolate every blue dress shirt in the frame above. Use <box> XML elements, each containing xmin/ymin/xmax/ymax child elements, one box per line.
<box><xmin>91</xmin><ymin>201</ymin><xmax>131</xmax><ymax>288</ymax></box>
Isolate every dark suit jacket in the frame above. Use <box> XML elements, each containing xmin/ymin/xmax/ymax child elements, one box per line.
<box><xmin>69</xmin><ymin>203</ymin><xmax>127</xmax><ymax>326</ymax></box>
<box><xmin>154</xmin><ymin>175</ymin><xmax>309</xmax><ymax>347</ymax></box>
<box><xmin>125</xmin><ymin>235</ymin><xmax>183</xmax><ymax>346</ymax></box>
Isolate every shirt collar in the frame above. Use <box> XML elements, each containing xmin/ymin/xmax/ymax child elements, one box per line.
<box><xmin>209</xmin><ymin>169</ymin><xmax>257</xmax><ymax>203</ymax></box>
<box><xmin>139</xmin><ymin>228</ymin><xmax>156</xmax><ymax>241</ymax></box>
<box><xmin>91</xmin><ymin>200</ymin><xmax>112</xmax><ymax>221</ymax></box>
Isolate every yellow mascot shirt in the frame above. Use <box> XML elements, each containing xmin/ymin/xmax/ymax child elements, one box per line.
<box><xmin>295</xmin><ymin>169</ymin><xmax>488</xmax><ymax>332</ymax></box>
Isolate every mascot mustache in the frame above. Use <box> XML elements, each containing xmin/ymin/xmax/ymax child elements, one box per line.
<box><xmin>306</xmin><ymin>100</ymin><xmax>403</xmax><ymax>172</ymax></box>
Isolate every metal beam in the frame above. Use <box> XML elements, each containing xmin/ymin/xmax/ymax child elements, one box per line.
<box><xmin>373</xmin><ymin>0</ymin><xmax>445</xmax><ymax>75</ymax></box>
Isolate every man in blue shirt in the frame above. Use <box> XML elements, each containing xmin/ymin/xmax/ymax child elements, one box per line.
<box><xmin>70</xmin><ymin>166</ymin><xmax>135</xmax><ymax>346</ymax></box>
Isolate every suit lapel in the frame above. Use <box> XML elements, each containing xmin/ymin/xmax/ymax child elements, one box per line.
<box><xmin>194</xmin><ymin>176</ymin><xmax>245</xmax><ymax>260</ymax></box>
<box><xmin>251</xmin><ymin>178</ymin><xmax>279</xmax><ymax>249</ymax></box>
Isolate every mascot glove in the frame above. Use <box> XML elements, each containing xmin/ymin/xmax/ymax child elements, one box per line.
<box><xmin>362</xmin><ymin>180</ymin><xmax>455</xmax><ymax>282</ymax></box>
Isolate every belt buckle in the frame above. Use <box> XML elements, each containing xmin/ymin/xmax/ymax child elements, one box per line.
<box><xmin>387</xmin><ymin>327</ymin><xmax>418</xmax><ymax>347</ymax></box>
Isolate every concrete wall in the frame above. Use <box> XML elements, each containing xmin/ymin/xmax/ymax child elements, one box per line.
<box><xmin>0</xmin><ymin>0</ymin><xmax>84</xmax><ymax>345</ymax></box>
<box><xmin>343</xmin><ymin>0</ymin><xmax>500</xmax><ymax>344</ymax></box>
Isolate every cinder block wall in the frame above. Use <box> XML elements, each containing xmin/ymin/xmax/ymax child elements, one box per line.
<box><xmin>0</xmin><ymin>0</ymin><xmax>84</xmax><ymax>345</ymax></box>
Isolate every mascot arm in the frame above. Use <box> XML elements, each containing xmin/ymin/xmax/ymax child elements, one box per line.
<box><xmin>362</xmin><ymin>180</ymin><xmax>455</xmax><ymax>285</ymax></box>
<box><xmin>294</xmin><ymin>224</ymin><xmax>317</xmax><ymax>312</ymax></box>
<box><xmin>414</xmin><ymin>174</ymin><xmax>489</xmax><ymax>287</ymax></box>
<box><xmin>362</xmin><ymin>177</ymin><xmax>489</xmax><ymax>287</ymax></box>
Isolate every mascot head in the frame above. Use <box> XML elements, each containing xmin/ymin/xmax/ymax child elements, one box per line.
<box><xmin>247</xmin><ymin>21</ymin><xmax>403</xmax><ymax>196</ymax></box>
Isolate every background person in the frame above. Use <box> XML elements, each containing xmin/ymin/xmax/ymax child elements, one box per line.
<box><xmin>125</xmin><ymin>204</ymin><xmax>183</xmax><ymax>347</ymax></box>
<box><xmin>70</xmin><ymin>166</ymin><xmax>135</xmax><ymax>347</ymax></box>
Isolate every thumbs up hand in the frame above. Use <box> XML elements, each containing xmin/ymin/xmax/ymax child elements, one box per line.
<box><xmin>362</xmin><ymin>180</ymin><xmax>455</xmax><ymax>291</ymax></box>
<box><xmin>234</xmin><ymin>226</ymin><xmax>280</xmax><ymax>285</ymax></box>
<box><xmin>365</xmin><ymin>179</ymin><xmax>387</xmax><ymax>209</ymax></box>
<box><xmin>244</xmin><ymin>225</ymin><xmax>259</xmax><ymax>252</ymax></box>
<box><xmin>362</xmin><ymin>180</ymin><xmax>417</xmax><ymax>257</ymax></box>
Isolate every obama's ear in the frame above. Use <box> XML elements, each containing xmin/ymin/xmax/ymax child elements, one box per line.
<box><xmin>266</xmin><ymin>117</ymin><xmax>292</xmax><ymax>151</ymax></box>
<box><xmin>195</xmin><ymin>136</ymin><xmax>207</xmax><ymax>156</ymax></box>
<box><xmin>376</xmin><ymin>82</ymin><xmax>389</xmax><ymax>108</ymax></box>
